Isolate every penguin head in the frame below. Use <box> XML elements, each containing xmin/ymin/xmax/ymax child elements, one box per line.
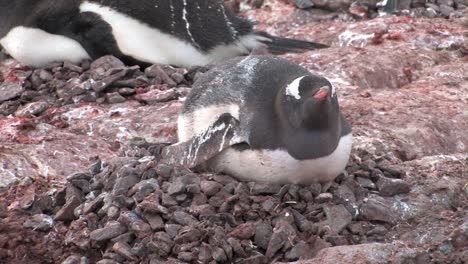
<box><xmin>279</xmin><ymin>75</ymin><xmax>338</xmax><ymax>130</ymax></box>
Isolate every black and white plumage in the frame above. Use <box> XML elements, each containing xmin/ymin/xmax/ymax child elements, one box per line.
<box><xmin>166</xmin><ymin>55</ymin><xmax>352</xmax><ymax>184</ymax></box>
<box><xmin>0</xmin><ymin>0</ymin><xmax>328</xmax><ymax>68</ymax></box>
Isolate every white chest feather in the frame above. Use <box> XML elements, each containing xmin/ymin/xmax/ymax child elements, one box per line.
<box><xmin>79</xmin><ymin>2</ymin><xmax>258</xmax><ymax>67</ymax></box>
<box><xmin>209</xmin><ymin>133</ymin><xmax>353</xmax><ymax>184</ymax></box>
<box><xmin>0</xmin><ymin>26</ymin><xmax>90</xmax><ymax>67</ymax></box>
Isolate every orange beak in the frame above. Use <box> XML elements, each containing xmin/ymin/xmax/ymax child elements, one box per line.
<box><xmin>313</xmin><ymin>86</ymin><xmax>329</xmax><ymax>100</ymax></box>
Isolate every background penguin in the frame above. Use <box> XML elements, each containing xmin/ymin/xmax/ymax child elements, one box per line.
<box><xmin>0</xmin><ymin>0</ymin><xmax>328</xmax><ymax>68</ymax></box>
<box><xmin>164</xmin><ymin>55</ymin><xmax>352</xmax><ymax>184</ymax></box>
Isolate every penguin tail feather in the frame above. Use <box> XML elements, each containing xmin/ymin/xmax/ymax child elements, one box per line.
<box><xmin>255</xmin><ymin>31</ymin><xmax>329</xmax><ymax>54</ymax></box>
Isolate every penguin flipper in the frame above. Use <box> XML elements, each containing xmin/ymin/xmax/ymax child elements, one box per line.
<box><xmin>162</xmin><ymin>114</ymin><xmax>244</xmax><ymax>169</ymax></box>
<box><xmin>255</xmin><ymin>31</ymin><xmax>329</xmax><ymax>54</ymax></box>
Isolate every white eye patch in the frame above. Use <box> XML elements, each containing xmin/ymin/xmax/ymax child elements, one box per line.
<box><xmin>285</xmin><ymin>76</ymin><xmax>306</xmax><ymax>100</ymax></box>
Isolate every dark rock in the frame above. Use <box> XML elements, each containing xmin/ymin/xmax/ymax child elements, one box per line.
<box><xmin>266</xmin><ymin>220</ymin><xmax>296</xmax><ymax>258</ymax></box>
<box><xmin>175</xmin><ymin>227</ymin><xmax>202</xmax><ymax>244</ymax></box>
<box><xmin>254</xmin><ymin>221</ymin><xmax>273</xmax><ymax>250</ymax></box>
<box><xmin>212</xmin><ymin>247</ymin><xmax>227</xmax><ymax>262</ymax></box>
<box><xmin>147</xmin><ymin>232</ymin><xmax>174</xmax><ymax>257</ymax></box>
<box><xmin>172</xmin><ymin>211</ymin><xmax>197</xmax><ymax>226</ymax></box>
<box><xmin>90</xmin><ymin>56</ymin><xmax>125</xmax><ymax>76</ymax></box>
<box><xmin>0</xmin><ymin>82</ymin><xmax>24</xmax><ymax>102</ymax></box>
<box><xmin>200</xmin><ymin>180</ymin><xmax>223</xmax><ymax>196</ymax></box>
<box><xmin>359</xmin><ymin>196</ymin><xmax>396</xmax><ymax>224</ymax></box>
<box><xmin>198</xmin><ymin>243</ymin><xmax>213</xmax><ymax>263</ymax></box>
<box><xmin>323</xmin><ymin>204</ymin><xmax>353</xmax><ymax>234</ymax></box>
<box><xmin>106</xmin><ymin>92</ymin><xmax>126</xmax><ymax>104</ymax></box>
<box><xmin>376</xmin><ymin>177</ymin><xmax>411</xmax><ymax>196</ymax></box>
<box><xmin>90</xmin><ymin>221</ymin><xmax>127</xmax><ymax>241</ymax></box>
<box><xmin>178</xmin><ymin>252</ymin><xmax>195</xmax><ymax>262</ymax></box>
<box><xmin>249</xmin><ymin>182</ymin><xmax>282</xmax><ymax>195</ymax></box>
<box><xmin>119</xmin><ymin>210</ymin><xmax>151</xmax><ymax>233</ymax></box>
<box><xmin>23</xmin><ymin>214</ymin><xmax>54</xmax><ymax>231</ymax></box>
<box><xmin>289</xmin><ymin>0</ymin><xmax>314</xmax><ymax>9</ymax></box>
<box><xmin>284</xmin><ymin>241</ymin><xmax>311</xmax><ymax>261</ymax></box>
<box><xmin>61</xmin><ymin>255</ymin><xmax>88</xmax><ymax>264</ymax></box>
<box><xmin>112</xmin><ymin>242</ymin><xmax>136</xmax><ymax>261</ymax></box>
<box><xmin>0</xmin><ymin>100</ymin><xmax>20</xmax><ymax>116</ymax></box>
<box><xmin>91</xmin><ymin>69</ymin><xmax>129</xmax><ymax>92</ymax></box>
<box><xmin>143</xmin><ymin>213</ymin><xmax>165</xmax><ymax>231</ymax></box>
<box><xmin>112</xmin><ymin>174</ymin><xmax>140</xmax><ymax>196</ymax></box>
<box><xmin>165</xmin><ymin>224</ymin><xmax>182</xmax><ymax>239</ymax></box>
<box><xmin>55</xmin><ymin>196</ymin><xmax>81</xmax><ymax>221</ymax></box>
<box><xmin>229</xmin><ymin>222</ymin><xmax>256</xmax><ymax>239</ymax></box>
<box><xmin>357</xmin><ymin>177</ymin><xmax>376</xmax><ymax>189</ymax></box>
<box><xmin>83</xmin><ymin>193</ymin><xmax>106</xmax><ymax>214</ymax></box>
<box><xmin>128</xmin><ymin>178</ymin><xmax>159</xmax><ymax>202</ymax></box>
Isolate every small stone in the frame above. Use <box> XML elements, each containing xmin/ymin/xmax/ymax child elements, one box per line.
<box><xmin>359</xmin><ymin>197</ymin><xmax>396</xmax><ymax>224</ymax></box>
<box><xmin>175</xmin><ymin>228</ymin><xmax>202</xmax><ymax>244</ymax></box>
<box><xmin>200</xmin><ymin>180</ymin><xmax>223</xmax><ymax>196</ymax></box>
<box><xmin>55</xmin><ymin>196</ymin><xmax>81</xmax><ymax>221</ymax></box>
<box><xmin>367</xmin><ymin>224</ymin><xmax>388</xmax><ymax>236</ymax></box>
<box><xmin>315</xmin><ymin>192</ymin><xmax>333</xmax><ymax>203</ymax></box>
<box><xmin>376</xmin><ymin>177</ymin><xmax>411</xmax><ymax>196</ymax></box>
<box><xmin>118</xmin><ymin>87</ymin><xmax>136</xmax><ymax>95</ymax></box>
<box><xmin>61</xmin><ymin>255</ymin><xmax>88</xmax><ymax>264</ymax></box>
<box><xmin>323</xmin><ymin>204</ymin><xmax>353</xmax><ymax>234</ymax></box>
<box><xmin>309</xmin><ymin>183</ymin><xmax>323</xmax><ymax>197</ymax></box>
<box><xmin>106</xmin><ymin>92</ymin><xmax>126</xmax><ymax>104</ymax></box>
<box><xmin>112</xmin><ymin>242</ymin><xmax>136</xmax><ymax>261</ymax></box>
<box><xmin>212</xmin><ymin>247</ymin><xmax>227</xmax><ymax>262</ymax></box>
<box><xmin>285</xmin><ymin>241</ymin><xmax>311</xmax><ymax>261</ymax></box>
<box><xmin>83</xmin><ymin>193</ymin><xmax>106</xmax><ymax>214</ymax></box>
<box><xmin>249</xmin><ymin>182</ymin><xmax>282</xmax><ymax>195</ymax></box>
<box><xmin>128</xmin><ymin>178</ymin><xmax>159</xmax><ymax>201</ymax></box>
<box><xmin>90</xmin><ymin>221</ymin><xmax>127</xmax><ymax>241</ymax></box>
<box><xmin>178</xmin><ymin>252</ymin><xmax>195</xmax><ymax>262</ymax></box>
<box><xmin>0</xmin><ymin>82</ymin><xmax>25</xmax><ymax>102</ymax></box>
<box><xmin>254</xmin><ymin>221</ymin><xmax>273</xmax><ymax>250</ymax></box>
<box><xmin>289</xmin><ymin>0</ymin><xmax>314</xmax><ymax>8</ymax></box>
<box><xmin>229</xmin><ymin>222</ymin><xmax>255</xmax><ymax>239</ymax></box>
<box><xmin>147</xmin><ymin>232</ymin><xmax>174</xmax><ymax>257</ymax></box>
<box><xmin>112</xmin><ymin>175</ymin><xmax>140</xmax><ymax>196</ymax></box>
<box><xmin>439</xmin><ymin>4</ymin><xmax>455</xmax><ymax>17</ymax></box>
<box><xmin>23</xmin><ymin>214</ymin><xmax>54</xmax><ymax>231</ymax></box>
<box><xmin>14</xmin><ymin>101</ymin><xmax>48</xmax><ymax>117</ymax></box>
<box><xmin>143</xmin><ymin>213</ymin><xmax>165</xmax><ymax>231</ymax></box>
<box><xmin>90</xmin><ymin>56</ymin><xmax>125</xmax><ymax>74</ymax></box>
<box><xmin>172</xmin><ymin>211</ymin><xmax>197</xmax><ymax>226</ymax></box>
<box><xmin>266</xmin><ymin>220</ymin><xmax>296</xmax><ymax>258</ymax></box>
<box><xmin>165</xmin><ymin>224</ymin><xmax>182</xmax><ymax>239</ymax></box>
<box><xmin>119</xmin><ymin>211</ymin><xmax>151</xmax><ymax>233</ymax></box>
<box><xmin>135</xmin><ymin>88</ymin><xmax>177</xmax><ymax>104</ymax></box>
<box><xmin>357</xmin><ymin>177</ymin><xmax>376</xmax><ymax>189</ymax></box>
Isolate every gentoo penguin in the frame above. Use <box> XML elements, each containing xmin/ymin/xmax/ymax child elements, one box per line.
<box><xmin>163</xmin><ymin>55</ymin><xmax>352</xmax><ymax>184</ymax></box>
<box><xmin>0</xmin><ymin>0</ymin><xmax>327</xmax><ymax>68</ymax></box>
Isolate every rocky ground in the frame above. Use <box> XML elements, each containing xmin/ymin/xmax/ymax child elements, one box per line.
<box><xmin>0</xmin><ymin>1</ymin><xmax>467</xmax><ymax>264</ymax></box>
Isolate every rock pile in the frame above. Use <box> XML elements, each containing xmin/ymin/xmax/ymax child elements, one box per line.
<box><xmin>0</xmin><ymin>55</ymin><xmax>194</xmax><ymax>118</ymax></box>
<box><xmin>34</xmin><ymin>141</ymin><xmax>414</xmax><ymax>263</ymax></box>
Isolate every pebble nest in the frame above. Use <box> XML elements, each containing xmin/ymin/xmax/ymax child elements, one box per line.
<box><xmin>0</xmin><ymin>55</ymin><xmax>424</xmax><ymax>263</ymax></box>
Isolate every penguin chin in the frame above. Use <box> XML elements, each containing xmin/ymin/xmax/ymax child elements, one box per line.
<box><xmin>299</xmin><ymin>98</ymin><xmax>330</xmax><ymax>129</ymax></box>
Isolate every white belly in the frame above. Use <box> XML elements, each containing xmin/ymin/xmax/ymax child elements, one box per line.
<box><xmin>80</xmin><ymin>2</ymin><xmax>257</xmax><ymax>67</ymax></box>
<box><xmin>0</xmin><ymin>26</ymin><xmax>90</xmax><ymax>67</ymax></box>
<box><xmin>209</xmin><ymin>133</ymin><xmax>353</xmax><ymax>184</ymax></box>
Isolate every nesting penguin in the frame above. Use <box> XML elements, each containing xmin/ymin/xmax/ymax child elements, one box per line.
<box><xmin>0</xmin><ymin>0</ymin><xmax>327</xmax><ymax>68</ymax></box>
<box><xmin>163</xmin><ymin>55</ymin><xmax>352</xmax><ymax>184</ymax></box>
